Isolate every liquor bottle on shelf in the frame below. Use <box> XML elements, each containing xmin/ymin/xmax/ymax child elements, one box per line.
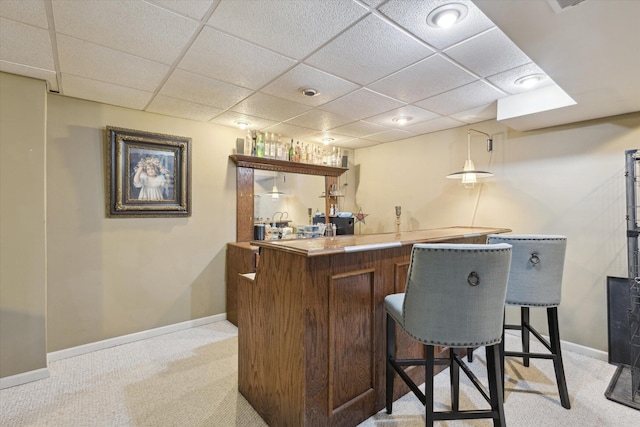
<box><xmin>256</xmin><ymin>132</ymin><xmax>264</xmax><ymax>158</ymax></box>
<box><xmin>251</xmin><ymin>130</ymin><xmax>257</xmax><ymax>156</ymax></box>
<box><xmin>288</xmin><ymin>139</ymin><xmax>294</xmax><ymax>161</ymax></box>
<box><xmin>244</xmin><ymin>129</ymin><xmax>252</xmax><ymax>156</ymax></box>
<box><xmin>294</xmin><ymin>141</ymin><xmax>301</xmax><ymax>163</ymax></box>
<box><xmin>276</xmin><ymin>134</ymin><xmax>283</xmax><ymax>160</ymax></box>
<box><xmin>269</xmin><ymin>133</ymin><xmax>276</xmax><ymax>159</ymax></box>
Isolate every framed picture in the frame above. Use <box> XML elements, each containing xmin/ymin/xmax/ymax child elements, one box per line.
<box><xmin>105</xmin><ymin>126</ymin><xmax>191</xmax><ymax>218</ymax></box>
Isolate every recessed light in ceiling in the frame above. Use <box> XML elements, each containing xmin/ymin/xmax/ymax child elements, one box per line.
<box><xmin>427</xmin><ymin>3</ymin><xmax>468</xmax><ymax>29</ymax></box>
<box><xmin>235</xmin><ymin>121</ymin><xmax>250</xmax><ymax>129</ymax></box>
<box><xmin>392</xmin><ymin>116</ymin><xmax>412</xmax><ymax>125</ymax></box>
<box><xmin>301</xmin><ymin>88</ymin><xmax>319</xmax><ymax>97</ymax></box>
<box><xmin>514</xmin><ymin>74</ymin><xmax>546</xmax><ymax>89</ymax></box>
<box><xmin>322</xmin><ymin>137</ymin><xmax>335</xmax><ymax>144</ymax></box>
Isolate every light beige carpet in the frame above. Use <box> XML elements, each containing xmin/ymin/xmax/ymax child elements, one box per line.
<box><xmin>1</xmin><ymin>321</ymin><xmax>638</xmax><ymax>426</ymax></box>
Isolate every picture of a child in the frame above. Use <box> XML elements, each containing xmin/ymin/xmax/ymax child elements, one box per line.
<box><xmin>133</xmin><ymin>157</ymin><xmax>170</xmax><ymax>200</ymax></box>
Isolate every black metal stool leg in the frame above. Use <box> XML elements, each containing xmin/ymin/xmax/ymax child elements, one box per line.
<box><xmin>521</xmin><ymin>307</ymin><xmax>530</xmax><ymax>367</ymax></box>
<box><xmin>426</xmin><ymin>345</ymin><xmax>435</xmax><ymax>427</ymax></box>
<box><xmin>386</xmin><ymin>314</ymin><xmax>396</xmax><ymax>414</ymax></box>
<box><xmin>547</xmin><ymin>307</ymin><xmax>571</xmax><ymax>409</ymax></box>
<box><xmin>450</xmin><ymin>348</ymin><xmax>459</xmax><ymax>411</ymax></box>
<box><xmin>487</xmin><ymin>344</ymin><xmax>506</xmax><ymax>427</ymax></box>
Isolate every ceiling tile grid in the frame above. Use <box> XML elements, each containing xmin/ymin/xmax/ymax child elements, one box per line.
<box><xmin>3</xmin><ymin>0</ymin><xmax>629</xmax><ymax>149</ymax></box>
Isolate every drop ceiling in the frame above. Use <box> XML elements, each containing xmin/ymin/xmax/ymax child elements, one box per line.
<box><xmin>1</xmin><ymin>0</ymin><xmax>638</xmax><ymax>149</ymax></box>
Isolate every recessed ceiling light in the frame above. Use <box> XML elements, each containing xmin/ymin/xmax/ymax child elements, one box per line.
<box><xmin>514</xmin><ymin>74</ymin><xmax>546</xmax><ymax>89</ymax></box>
<box><xmin>427</xmin><ymin>3</ymin><xmax>468</xmax><ymax>29</ymax></box>
<box><xmin>392</xmin><ymin>116</ymin><xmax>412</xmax><ymax>125</ymax></box>
<box><xmin>235</xmin><ymin>121</ymin><xmax>250</xmax><ymax>129</ymax></box>
<box><xmin>301</xmin><ymin>88</ymin><xmax>319</xmax><ymax>97</ymax></box>
<box><xmin>322</xmin><ymin>137</ymin><xmax>334</xmax><ymax>144</ymax></box>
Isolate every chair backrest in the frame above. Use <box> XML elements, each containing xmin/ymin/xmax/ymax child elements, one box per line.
<box><xmin>486</xmin><ymin>234</ymin><xmax>567</xmax><ymax>307</ymax></box>
<box><xmin>402</xmin><ymin>243</ymin><xmax>512</xmax><ymax>348</ymax></box>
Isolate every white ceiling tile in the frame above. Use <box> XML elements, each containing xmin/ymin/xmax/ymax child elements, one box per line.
<box><xmin>231</xmin><ymin>92</ymin><xmax>312</xmax><ymax>122</ymax></box>
<box><xmin>60</xmin><ymin>74</ymin><xmax>153</xmax><ymax>110</ymax></box>
<box><xmin>365</xmin><ymin>105</ymin><xmax>440</xmax><ymax>128</ymax></box>
<box><xmin>160</xmin><ymin>69</ymin><xmax>253</xmax><ymax>109</ymax></box>
<box><xmin>52</xmin><ymin>0</ymin><xmax>198</xmax><ymax>65</ymax></box>
<box><xmin>147</xmin><ymin>95</ymin><xmax>224</xmax><ymax>122</ymax></box>
<box><xmin>209</xmin><ymin>111</ymin><xmax>278</xmax><ymax>131</ymax></box>
<box><xmin>329</xmin><ymin>120</ymin><xmax>389</xmax><ymax>138</ymax></box>
<box><xmin>179</xmin><ymin>27</ymin><xmax>295</xmax><ymax>90</ymax></box>
<box><xmin>415</xmin><ymin>80</ymin><xmax>505</xmax><ymax>116</ymax></box>
<box><xmin>405</xmin><ymin>116</ymin><xmax>465</xmax><ymax>134</ymax></box>
<box><xmin>306</xmin><ymin>14</ymin><xmax>434</xmax><ymax>86</ymax></box>
<box><xmin>147</xmin><ymin>0</ymin><xmax>219</xmax><ymax>20</ymax></box>
<box><xmin>57</xmin><ymin>35</ymin><xmax>170</xmax><ymax>92</ymax></box>
<box><xmin>369</xmin><ymin>54</ymin><xmax>476</xmax><ymax>103</ymax></box>
<box><xmin>486</xmin><ymin>62</ymin><xmax>555</xmax><ymax>95</ymax></box>
<box><xmin>262</xmin><ymin>123</ymin><xmax>317</xmax><ymax>141</ymax></box>
<box><xmin>207</xmin><ymin>0</ymin><xmax>367</xmax><ymax>59</ymax></box>
<box><xmin>260</xmin><ymin>64</ymin><xmax>359</xmax><ymax>107</ymax></box>
<box><xmin>320</xmin><ymin>89</ymin><xmax>404</xmax><ymax>121</ymax></box>
<box><xmin>379</xmin><ymin>0</ymin><xmax>495</xmax><ymax>50</ymax></box>
<box><xmin>0</xmin><ymin>61</ymin><xmax>58</xmax><ymax>91</ymax></box>
<box><xmin>0</xmin><ymin>18</ymin><xmax>54</xmax><ymax>70</ymax></box>
<box><xmin>445</xmin><ymin>27</ymin><xmax>532</xmax><ymax>77</ymax></box>
<box><xmin>284</xmin><ymin>109</ymin><xmax>355</xmax><ymax>131</ymax></box>
<box><xmin>363</xmin><ymin>129</ymin><xmax>416</xmax><ymax>143</ymax></box>
<box><xmin>449</xmin><ymin>103</ymin><xmax>497</xmax><ymax>124</ymax></box>
<box><xmin>0</xmin><ymin>0</ymin><xmax>49</xmax><ymax>28</ymax></box>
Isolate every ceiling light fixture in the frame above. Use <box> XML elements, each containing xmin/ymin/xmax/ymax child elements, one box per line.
<box><xmin>446</xmin><ymin>129</ymin><xmax>494</xmax><ymax>188</ymax></box>
<box><xmin>301</xmin><ymin>88</ymin><xmax>319</xmax><ymax>97</ymax></box>
<box><xmin>322</xmin><ymin>137</ymin><xmax>334</xmax><ymax>145</ymax></box>
<box><xmin>392</xmin><ymin>116</ymin><xmax>412</xmax><ymax>125</ymax></box>
<box><xmin>515</xmin><ymin>74</ymin><xmax>546</xmax><ymax>89</ymax></box>
<box><xmin>235</xmin><ymin>121</ymin><xmax>250</xmax><ymax>130</ymax></box>
<box><xmin>427</xmin><ymin>3</ymin><xmax>468</xmax><ymax>29</ymax></box>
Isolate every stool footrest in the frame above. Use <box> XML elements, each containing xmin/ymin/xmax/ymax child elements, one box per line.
<box><xmin>394</xmin><ymin>358</ymin><xmax>450</xmax><ymax>367</ymax></box>
<box><xmin>432</xmin><ymin>409</ymin><xmax>500</xmax><ymax>421</ymax></box>
<box><xmin>505</xmin><ymin>351</ymin><xmax>555</xmax><ymax>360</ymax></box>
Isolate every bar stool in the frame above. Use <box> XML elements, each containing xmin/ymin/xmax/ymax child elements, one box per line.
<box><xmin>487</xmin><ymin>234</ymin><xmax>571</xmax><ymax>409</ymax></box>
<box><xmin>385</xmin><ymin>243</ymin><xmax>512</xmax><ymax>426</ymax></box>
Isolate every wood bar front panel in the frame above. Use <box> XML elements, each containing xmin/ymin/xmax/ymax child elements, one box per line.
<box><xmin>238</xmin><ymin>248</ymin><xmax>306</xmax><ymax>427</ymax></box>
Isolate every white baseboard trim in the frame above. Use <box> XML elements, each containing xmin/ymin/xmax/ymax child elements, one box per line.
<box><xmin>47</xmin><ymin>313</ymin><xmax>226</xmax><ymax>363</ymax></box>
<box><xmin>504</xmin><ymin>330</ymin><xmax>608</xmax><ymax>361</ymax></box>
<box><xmin>0</xmin><ymin>367</ymin><xmax>49</xmax><ymax>390</ymax></box>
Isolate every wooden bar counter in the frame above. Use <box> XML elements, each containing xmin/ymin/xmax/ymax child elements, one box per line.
<box><xmin>237</xmin><ymin>226</ymin><xmax>510</xmax><ymax>427</ymax></box>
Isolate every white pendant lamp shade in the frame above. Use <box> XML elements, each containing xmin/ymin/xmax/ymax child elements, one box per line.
<box><xmin>268</xmin><ymin>176</ymin><xmax>285</xmax><ymax>199</ymax></box>
<box><xmin>446</xmin><ymin>130</ymin><xmax>493</xmax><ymax>188</ymax></box>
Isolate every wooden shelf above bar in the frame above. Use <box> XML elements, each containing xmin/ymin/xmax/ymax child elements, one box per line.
<box><xmin>229</xmin><ymin>154</ymin><xmax>347</xmax><ymax>177</ymax></box>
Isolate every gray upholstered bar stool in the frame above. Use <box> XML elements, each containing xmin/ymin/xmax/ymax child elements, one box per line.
<box><xmin>486</xmin><ymin>234</ymin><xmax>571</xmax><ymax>409</ymax></box>
<box><xmin>385</xmin><ymin>243</ymin><xmax>512</xmax><ymax>426</ymax></box>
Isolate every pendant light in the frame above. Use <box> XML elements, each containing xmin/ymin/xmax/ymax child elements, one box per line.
<box><xmin>267</xmin><ymin>175</ymin><xmax>285</xmax><ymax>199</ymax></box>
<box><xmin>446</xmin><ymin>129</ymin><xmax>493</xmax><ymax>188</ymax></box>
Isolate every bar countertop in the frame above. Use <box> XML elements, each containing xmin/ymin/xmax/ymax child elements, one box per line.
<box><xmin>251</xmin><ymin>226</ymin><xmax>511</xmax><ymax>257</ymax></box>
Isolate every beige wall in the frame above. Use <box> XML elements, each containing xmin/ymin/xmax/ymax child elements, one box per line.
<box><xmin>353</xmin><ymin>113</ymin><xmax>640</xmax><ymax>351</ymax></box>
<box><xmin>45</xmin><ymin>93</ymin><xmax>245</xmax><ymax>351</ymax></box>
<box><xmin>0</xmin><ymin>73</ymin><xmax>47</xmax><ymax>377</ymax></box>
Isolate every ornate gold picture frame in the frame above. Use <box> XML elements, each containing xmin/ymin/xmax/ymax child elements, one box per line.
<box><xmin>105</xmin><ymin>126</ymin><xmax>191</xmax><ymax>218</ymax></box>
